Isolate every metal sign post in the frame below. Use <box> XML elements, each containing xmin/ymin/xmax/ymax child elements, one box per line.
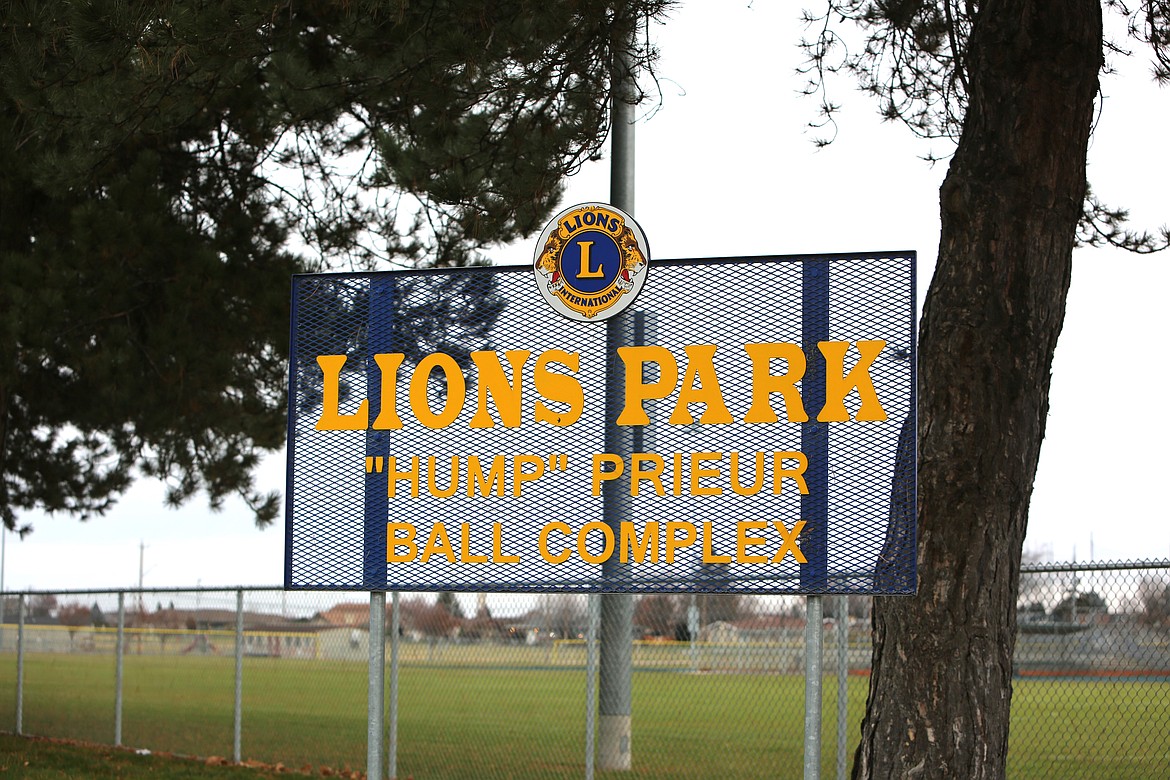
<box><xmin>837</xmin><ymin>593</ymin><xmax>850</xmax><ymax>780</ymax></box>
<box><xmin>804</xmin><ymin>595</ymin><xmax>824</xmax><ymax>780</ymax></box>
<box><xmin>367</xmin><ymin>591</ymin><xmax>386</xmax><ymax>779</ymax></box>
<box><xmin>585</xmin><ymin>592</ymin><xmax>600</xmax><ymax>780</ymax></box>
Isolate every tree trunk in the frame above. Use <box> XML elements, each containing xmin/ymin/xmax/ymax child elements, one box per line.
<box><xmin>853</xmin><ymin>2</ymin><xmax>1101</xmax><ymax>778</ymax></box>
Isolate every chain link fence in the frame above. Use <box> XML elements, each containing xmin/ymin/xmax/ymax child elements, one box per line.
<box><xmin>2</xmin><ymin>560</ymin><xmax>1168</xmax><ymax>778</ymax></box>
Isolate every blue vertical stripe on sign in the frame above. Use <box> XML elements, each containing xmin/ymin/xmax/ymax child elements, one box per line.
<box><xmin>363</xmin><ymin>276</ymin><xmax>397</xmax><ymax>589</ymax></box>
<box><xmin>801</xmin><ymin>260</ymin><xmax>829</xmax><ymax>591</ymax></box>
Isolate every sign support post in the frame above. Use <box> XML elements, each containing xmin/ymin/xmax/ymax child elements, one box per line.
<box><xmin>368</xmin><ymin>591</ymin><xmax>386</xmax><ymax>780</ymax></box>
<box><xmin>836</xmin><ymin>593</ymin><xmax>850</xmax><ymax>780</ymax></box>
<box><xmin>804</xmin><ymin>594</ymin><xmax>824</xmax><ymax>780</ymax></box>
<box><xmin>389</xmin><ymin>591</ymin><xmax>400</xmax><ymax>780</ymax></box>
<box><xmin>585</xmin><ymin>593</ymin><xmax>600</xmax><ymax>780</ymax></box>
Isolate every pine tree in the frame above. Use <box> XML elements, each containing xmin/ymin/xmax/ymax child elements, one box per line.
<box><xmin>0</xmin><ymin>0</ymin><xmax>669</xmax><ymax>531</ymax></box>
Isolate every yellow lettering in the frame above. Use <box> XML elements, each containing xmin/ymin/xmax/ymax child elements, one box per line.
<box><xmin>702</xmin><ymin>521</ymin><xmax>731</xmax><ymax>564</ymax></box>
<box><xmin>818</xmin><ymin>340</ymin><xmax>888</xmax><ymax>422</ymax></box>
<box><xmin>512</xmin><ymin>454</ymin><xmax>544</xmax><ymax>497</ymax></box>
<box><xmin>616</xmin><ymin>346</ymin><xmax>678</xmax><ymax>426</ymax></box>
<box><xmin>689</xmin><ymin>452</ymin><xmax>722</xmax><ymax>496</ymax></box>
<box><xmin>772</xmin><ymin>451</ymin><xmax>810</xmax><ymax>495</ymax></box>
<box><xmin>664</xmin><ymin>521</ymin><xmax>697</xmax><ymax>563</ymax></box>
<box><xmin>470</xmin><ymin>350</ymin><xmax>529</xmax><ymax>429</ymax></box>
<box><xmin>492</xmin><ymin>524</ymin><xmax>520</xmax><ymax>563</ymax></box>
<box><xmin>539</xmin><ymin>522</ymin><xmax>572</xmax><ymax>563</ymax></box>
<box><xmin>668</xmin><ymin>345</ymin><xmax>734</xmax><ymax>425</ymax></box>
<box><xmin>578</xmin><ymin>522</ymin><xmax>615</xmax><ymax>564</ymax></box>
<box><xmin>577</xmin><ymin>241</ymin><xmax>603</xmax><ymax>278</ymax></box>
<box><xmin>534</xmin><ymin>350</ymin><xmax>584</xmax><ymax>426</ymax></box>
<box><xmin>409</xmin><ymin>353</ymin><xmax>466</xmax><ymax>429</ymax></box>
<box><xmin>742</xmin><ymin>343</ymin><xmax>809</xmax><ymax>423</ymax></box>
<box><xmin>312</xmin><ymin>340</ymin><xmax>890</xmax><ymax>433</ymax></box>
<box><xmin>421</xmin><ymin>522</ymin><xmax>456</xmax><ymax>563</ymax></box>
<box><xmin>315</xmin><ymin>355</ymin><xmax>369</xmax><ymax>430</ymax></box>
<box><xmin>620</xmin><ymin>521</ymin><xmax>659</xmax><ymax>563</ymax></box>
<box><xmin>387</xmin><ymin>456</ymin><xmax>420</xmax><ymax>498</ymax></box>
<box><xmin>736</xmin><ymin>521</ymin><xmax>769</xmax><ymax>564</ymax></box>
<box><xmin>386</xmin><ymin>522</ymin><xmax>418</xmax><ymax>562</ymax></box>
<box><xmin>730</xmin><ymin>451</ymin><xmax>765</xmax><ymax>496</ymax></box>
<box><xmin>426</xmin><ymin>456</ymin><xmax>459</xmax><ymax>498</ymax></box>
<box><xmin>372</xmin><ymin>353</ymin><xmax>405</xmax><ymax>430</ymax></box>
<box><xmin>460</xmin><ymin>523</ymin><xmax>488</xmax><ymax>563</ymax></box>
<box><xmin>631</xmin><ymin>453</ymin><xmax>665</xmax><ymax>497</ymax></box>
<box><xmin>591</xmin><ymin>453</ymin><xmax>625</xmax><ymax>496</ymax></box>
<box><xmin>770</xmin><ymin>520</ymin><xmax>807</xmax><ymax>564</ymax></box>
<box><xmin>467</xmin><ymin>455</ymin><xmax>505</xmax><ymax>497</ymax></box>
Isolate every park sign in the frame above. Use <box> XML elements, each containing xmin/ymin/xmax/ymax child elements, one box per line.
<box><xmin>284</xmin><ymin>207</ymin><xmax>916</xmax><ymax>594</ymax></box>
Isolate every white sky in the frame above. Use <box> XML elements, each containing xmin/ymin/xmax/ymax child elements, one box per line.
<box><xmin>5</xmin><ymin>2</ymin><xmax>1168</xmax><ymax>594</ymax></box>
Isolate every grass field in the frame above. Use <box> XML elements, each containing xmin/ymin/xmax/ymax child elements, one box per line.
<box><xmin>0</xmin><ymin>734</ymin><xmax>294</xmax><ymax>779</ymax></box>
<box><xmin>0</xmin><ymin>653</ymin><xmax>1167</xmax><ymax>779</ymax></box>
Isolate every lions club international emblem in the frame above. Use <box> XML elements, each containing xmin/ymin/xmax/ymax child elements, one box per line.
<box><xmin>533</xmin><ymin>203</ymin><xmax>649</xmax><ymax>321</ymax></box>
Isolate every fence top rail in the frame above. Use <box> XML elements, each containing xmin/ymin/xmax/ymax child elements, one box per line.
<box><xmin>0</xmin><ymin>558</ymin><xmax>1168</xmax><ymax>596</ymax></box>
<box><xmin>1019</xmin><ymin>558</ymin><xmax>1170</xmax><ymax>574</ymax></box>
<box><xmin>0</xmin><ymin>585</ymin><xmax>289</xmax><ymax>597</ymax></box>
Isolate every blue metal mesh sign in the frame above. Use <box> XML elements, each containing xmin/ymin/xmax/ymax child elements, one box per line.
<box><xmin>285</xmin><ymin>252</ymin><xmax>916</xmax><ymax>594</ymax></box>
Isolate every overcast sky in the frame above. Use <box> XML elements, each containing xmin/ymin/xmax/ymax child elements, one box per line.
<box><xmin>5</xmin><ymin>2</ymin><xmax>1168</xmax><ymax>594</ymax></box>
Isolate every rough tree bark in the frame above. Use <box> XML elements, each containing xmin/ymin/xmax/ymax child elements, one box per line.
<box><xmin>853</xmin><ymin>1</ymin><xmax>1102</xmax><ymax>778</ymax></box>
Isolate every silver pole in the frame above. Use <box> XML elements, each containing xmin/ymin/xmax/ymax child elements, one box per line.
<box><xmin>368</xmin><ymin>591</ymin><xmax>387</xmax><ymax>780</ymax></box>
<box><xmin>585</xmin><ymin>593</ymin><xmax>600</xmax><ymax>780</ymax></box>
<box><xmin>234</xmin><ymin>589</ymin><xmax>244</xmax><ymax>763</ymax></box>
<box><xmin>610</xmin><ymin>48</ymin><xmax>635</xmax><ymax>215</ymax></box>
<box><xmin>835</xmin><ymin>595</ymin><xmax>849</xmax><ymax>780</ymax></box>
<box><xmin>15</xmin><ymin>594</ymin><xmax>25</xmax><ymax>735</ymax></box>
<box><xmin>388</xmin><ymin>592</ymin><xmax>400</xmax><ymax>780</ymax></box>
<box><xmin>115</xmin><ymin>592</ymin><xmax>125</xmax><ymax>746</ymax></box>
<box><xmin>804</xmin><ymin>595</ymin><xmax>824</xmax><ymax>780</ymax></box>
<box><xmin>597</xmin><ymin>39</ymin><xmax>637</xmax><ymax>771</ymax></box>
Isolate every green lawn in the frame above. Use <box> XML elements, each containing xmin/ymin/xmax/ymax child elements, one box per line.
<box><xmin>0</xmin><ymin>734</ymin><xmax>294</xmax><ymax>779</ymax></box>
<box><xmin>0</xmin><ymin>654</ymin><xmax>1166</xmax><ymax>779</ymax></box>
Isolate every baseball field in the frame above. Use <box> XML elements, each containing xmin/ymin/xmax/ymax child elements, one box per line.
<box><xmin>1</xmin><ymin>652</ymin><xmax>1167</xmax><ymax>779</ymax></box>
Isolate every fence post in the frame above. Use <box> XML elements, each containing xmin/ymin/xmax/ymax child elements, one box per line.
<box><xmin>115</xmin><ymin>592</ymin><xmax>125</xmax><ymax>746</ymax></box>
<box><xmin>15</xmin><ymin>594</ymin><xmax>25</xmax><ymax>735</ymax></box>
<box><xmin>836</xmin><ymin>594</ymin><xmax>849</xmax><ymax>780</ymax></box>
<box><xmin>234</xmin><ymin>588</ymin><xmax>244</xmax><ymax>763</ymax></box>
<box><xmin>687</xmin><ymin>594</ymin><xmax>698</xmax><ymax>673</ymax></box>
